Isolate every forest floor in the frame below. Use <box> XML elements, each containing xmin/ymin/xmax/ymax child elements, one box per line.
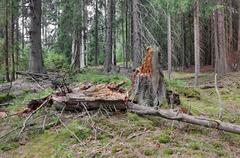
<box><xmin>0</xmin><ymin>68</ymin><xmax>240</xmax><ymax>158</ymax></box>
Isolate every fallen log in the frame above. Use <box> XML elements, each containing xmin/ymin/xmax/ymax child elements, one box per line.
<box><xmin>16</xmin><ymin>71</ymin><xmax>49</xmax><ymax>79</ymax></box>
<box><xmin>128</xmin><ymin>103</ymin><xmax>240</xmax><ymax>135</ymax></box>
<box><xmin>51</xmin><ymin>93</ymin><xmax>240</xmax><ymax>134</ymax></box>
<box><xmin>188</xmin><ymin>84</ymin><xmax>223</xmax><ymax>89</ymax></box>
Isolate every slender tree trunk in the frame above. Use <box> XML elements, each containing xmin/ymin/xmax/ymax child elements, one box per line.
<box><xmin>95</xmin><ymin>0</ymin><xmax>99</xmax><ymax>66</ymax></box>
<box><xmin>112</xmin><ymin>0</ymin><xmax>116</xmax><ymax>66</ymax></box>
<box><xmin>214</xmin><ymin>12</ymin><xmax>219</xmax><ymax>74</ymax></box>
<box><xmin>182</xmin><ymin>13</ymin><xmax>186</xmax><ymax>69</ymax></box>
<box><xmin>238</xmin><ymin>2</ymin><xmax>240</xmax><ymax>52</ymax></box>
<box><xmin>29</xmin><ymin>0</ymin><xmax>45</xmax><ymax>73</ymax></box>
<box><xmin>228</xmin><ymin>0</ymin><xmax>233</xmax><ymax>53</ymax></box>
<box><xmin>125</xmin><ymin>0</ymin><xmax>129</xmax><ymax>68</ymax></box>
<box><xmin>121</xmin><ymin>0</ymin><xmax>125</xmax><ymax>67</ymax></box>
<box><xmin>11</xmin><ymin>0</ymin><xmax>15</xmax><ymax>81</ymax></box>
<box><xmin>194</xmin><ymin>0</ymin><xmax>200</xmax><ymax>87</ymax></box>
<box><xmin>104</xmin><ymin>0</ymin><xmax>113</xmax><ymax>72</ymax></box>
<box><xmin>80</xmin><ymin>0</ymin><xmax>86</xmax><ymax>69</ymax></box>
<box><xmin>21</xmin><ymin>0</ymin><xmax>25</xmax><ymax>52</ymax></box>
<box><xmin>16</xmin><ymin>12</ymin><xmax>19</xmax><ymax>79</ymax></box>
<box><xmin>71</xmin><ymin>31</ymin><xmax>81</xmax><ymax>71</ymax></box>
<box><xmin>5</xmin><ymin>0</ymin><xmax>10</xmax><ymax>82</ymax></box>
<box><xmin>214</xmin><ymin>1</ymin><xmax>228</xmax><ymax>76</ymax></box>
<box><xmin>167</xmin><ymin>15</ymin><xmax>172</xmax><ymax>80</ymax></box>
<box><xmin>132</xmin><ymin>0</ymin><xmax>141</xmax><ymax>69</ymax></box>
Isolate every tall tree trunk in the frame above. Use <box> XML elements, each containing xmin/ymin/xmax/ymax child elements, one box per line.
<box><xmin>167</xmin><ymin>15</ymin><xmax>172</xmax><ymax>80</ymax></box>
<box><xmin>5</xmin><ymin>0</ymin><xmax>10</xmax><ymax>82</ymax></box>
<box><xmin>112</xmin><ymin>0</ymin><xmax>116</xmax><ymax>66</ymax></box>
<box><xmin>104</xmin><ymin>0</ymin><xmax>113</xmax><ymax>72</ymax></box>
<box><xmin>228</xmin><ymin>0</ymin><xmax>233</xmax><ymax>53</ymax></box>
<box><xmin>21</xmin><ymin>0</ymin><xmax>25</xmax><ymax>52</ymax></box>
<box><xmin>29</xmin><ymin>0</ymin><xmax>45</xmax><ymax>73</ymax></box>
<box><xmin>95</xmin><ymin>0</ymin><xmax>99</xmax><ymax>66</ymax></box>
<box><xmin>125</xmin><ymin>0</ymin><xmax>129</xmax><ymax>68</ymax></box>
<box><xmin>71</xmin><ymin>31</ymin><xmax>81</xmax><ymax>71</ymax></box>
<box><xmin>238</xmin><ymin>1</ymin><xmax>240</xmax><ymax>52</ymax></box>
<box><xmin>132</xmin><ymin>0</ymin><xmax>141</xmax><ymax>69</ymax></box>
<box><xmin>80</xmin><ymin>0</ymin><xmax>86</xmax><ymax>69</ymax></box>
<box><xmin>121</xmin><ymin>0</ymin><xmax>125</xmax><ymax>67</ymax></box>
<box><xmin>214</xmin><ymin>1</ymin><xmax>228</xmax><ymax>76</ymax></box>
<box><xmin>182</xmin><ymin>13</ymin><xmax>186</xmax><ymax>69</ymax></box>
<box><xmin>11</xmin><ymin>0</ymin><xmax>15</xmax><ymax>81</ymax></box>
<box><xmin>194</xmin><ymin>0</ymin><xmax>200</xmax><ymax>87</ymax></box>
<box><xmin>16</xmin><ymin>11</ymin><xmax>19</xmax><ymax>79</ymax></box>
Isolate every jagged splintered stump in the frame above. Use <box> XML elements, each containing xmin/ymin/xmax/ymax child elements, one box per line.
<box><xmin>130</xmin><ymin>47</ymin><xmax>166</xmax><ymax>107</ymax></box>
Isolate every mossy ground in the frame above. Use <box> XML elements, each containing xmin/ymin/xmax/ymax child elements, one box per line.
<box><xmin>1</xmin><ymin>70</ymin><xmax>240</xmax><ymax>157</ymax></box>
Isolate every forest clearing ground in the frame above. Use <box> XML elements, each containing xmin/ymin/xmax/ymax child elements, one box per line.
<box><xmin>0</xmin><ymin>70</ymin><xmax>240</xmax><ymax>157</ymax></box>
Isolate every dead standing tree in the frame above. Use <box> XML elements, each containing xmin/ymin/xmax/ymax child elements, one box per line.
<box><xmin>130</xmin><ymin>47</ymin><xmax>166</xmax><ymax>107</ymax></box>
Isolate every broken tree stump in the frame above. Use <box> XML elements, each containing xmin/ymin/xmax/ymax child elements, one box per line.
<box><xmin>130</xmin><ymin>47</ymin><xmax>166</xmax><ymax>107</ymax></box>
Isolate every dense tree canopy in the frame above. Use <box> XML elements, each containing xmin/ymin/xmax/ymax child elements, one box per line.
<box><xmin>0</xmin><ymin>0</ymin><xmax>240</xmax><ymax>78</ymax></box>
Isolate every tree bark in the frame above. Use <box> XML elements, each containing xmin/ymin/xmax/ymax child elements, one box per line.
<box><xmin>128</xmin><ymin>103</ymin><xmax>240</xmax><ymax>135</ymax></box>
<box><xmin>104</xmin><ymin>0</ymin><xmax>113</xmax><ymax>72</ymax></box>
<box><xmin>11</xmin><ymin>0</ymin><xmax>15</xmax><ymax>81</ymax></box>
<box><xmin>95</xmin><ymin>0</ymin><xmax>99</xmax><ymax>66</ymax></box>
<box><xmin>71</xmin><ymin>30</ymin><xmax>81</xmax><ymax>71</ymax></box>
<box><xmin>16</xmin><ymin>4</ymin><xmax>20</xmax><ymax>79</ymax></box>
<box><xmin>29</xmin><ymin>0</ymin><xmax>45</xmax><ymax>73</ymax></box>
<box><xmin>238</xmin><ymin>1</ymin><xmax>240</xmax><ymax>52</ymax></box>
<box><xmin>194</xmin><ymin>0</ymin><xmax>200</xmax><ymax>87</ymax></box>
<box><xmin>112</xmin><ymin>0</ymin><xmax>116</xmax><ymax>66</ymax></box>
<box><xmin>5</xmin><ymin>0</ymin><xmax>10</xmax><ymax>82</ymax></box>
<box><xmin>80</xmin><ymin>0</ymin><xmax>86</xmax><ymax>69</ymax></box>
<box><xmin>167</xmin><ymin>15</ymin><xmax>172</xmax><ymax>80</ymax></box>
<box><xmin>214</xmin><ymin>1</ymin><xmax>228</xmax><ymax>76</ymax></box>
<box><xmin>132</xmin><ymin>0</ymin><xmax>141</xmax><ymax>69</ymax></box>
<box><xmin>125</xmin><ymin>0</ymin><xmax>129</xmax><ymax>68</ymax></box>
<box><xmin>131</xmin><ymin>47</ymin><xmax>165</xmax><ymax>107</ymax></box>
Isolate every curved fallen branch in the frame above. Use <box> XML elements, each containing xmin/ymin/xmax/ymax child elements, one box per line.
<box><xmin>51</xmin><ymin>91</ymin><xmax>240</xmax><ymax>134</ymax></box>
<box><xmin>128</xmin><ymin>103</ymin><xmax>240</xmax><ymax>135</ymax></box>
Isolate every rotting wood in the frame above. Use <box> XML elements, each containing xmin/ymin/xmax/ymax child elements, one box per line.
<box><xmin>50</xmin><ymin>93</ymin><xmax>240</xmax><ymax>134</ymax></box>
<box><xmin>130</xmin><ymin>47</ymin><xmax>166</xmax><ymax>107</ymax></box>
<box><xmin>128</xmin><ymin>103</ymin><xmax>240</xmax><ymax>135</ymax></box>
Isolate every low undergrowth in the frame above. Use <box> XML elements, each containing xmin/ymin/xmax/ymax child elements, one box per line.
<box><xmin>0</xmin><ymin>71</ymin><xmax>240</xmax><ymax>157</ymax></box>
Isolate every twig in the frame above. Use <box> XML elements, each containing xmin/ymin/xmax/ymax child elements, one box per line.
<box><xmin>27</xmin><ymin>74</ymin><xmax>44</xmax><ymax>90</ymax></box>
<box><xmin>215</xmin><ymin>74</ymin><xmax>224</xmax><ymax>120</ymax></box>
<box><xmin>127</xmin><ymin>130</ymin><xmax>150</xmax><ymax>140</ymax></box>
<box><xmin>18</xmin><ymin>98</ymin><xmax>50</xmax><ymax>137</ymax></box>
<box><xmin>42</xmin><ymin>114</ymin><xmax>47</xmax><ymax>130</ymax></box>
<box><xmin>54</xmin><ymin>113</ymin><xmax>82</xmax><ymax>143</ymax></box>
<box><xmin>0</xmin><ymin>127</ymin><xmax>21</xmax><ymax>140</ymax></box>
<box><xmin>81</xmin><ymin>103</ymin><xmax>97</xmax><ymax>140</ymax></box>
<box><xmin>0</xmin><ymin>103</ymin><xmax>13</xmax><ymax>107</ymax></box>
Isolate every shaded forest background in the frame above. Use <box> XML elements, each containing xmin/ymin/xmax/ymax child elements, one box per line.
<box><xmin>0</xmin><ymin>0</ymin><xmax>240</xmax><ymax>82</ymax></box>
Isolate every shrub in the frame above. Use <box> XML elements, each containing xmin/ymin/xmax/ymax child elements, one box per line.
<box><xmin>44</xmin><ymin>51</ymin><xmax>69</xmax><ymax>70</ymax></box>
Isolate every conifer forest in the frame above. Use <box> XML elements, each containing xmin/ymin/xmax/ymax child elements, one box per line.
<box><xmin>1</xmin><ymin>0</ymin><xmax>240</xmax><ymax>157</ymax></box>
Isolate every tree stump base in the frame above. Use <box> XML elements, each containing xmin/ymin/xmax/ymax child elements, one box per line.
<box><xmin>130</xmin><ymin>47</ymin><xmax>166</xmax><ymax>107</ymax></box>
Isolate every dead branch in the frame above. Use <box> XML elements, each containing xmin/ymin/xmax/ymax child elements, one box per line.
<box><xmin>128</xmin><ymin>103</ymin><xmax>240</xmax><ymax>134</ymax></box>
<box><xmin>16</xmin><ymin>71</ymin><xmax>49</xmax><ymax>79</ymax></box>
<box><xmin>215</xmin><ymin>74</ymin><xmax>224</xmax><ymax>120</ymax></box>
<box><xmin>18</xmin><ymin>98</ymin><xmax>50</xmax><ymax>137</ymax></box>
<box><xmin>53</xmin><ymin>113</ymin><xmax>82</xmax><ymax>143</ymax></box>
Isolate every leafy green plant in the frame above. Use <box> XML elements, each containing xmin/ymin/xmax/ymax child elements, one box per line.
<box><xmin>44</xmin><ymin>51</ymin><xmax>70</xmax><ymax>70</ymax></box>
<box><xmin>158</xmin><ymin>133</ymin><xmax>171</xmax><ymax>144</ymax></box>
